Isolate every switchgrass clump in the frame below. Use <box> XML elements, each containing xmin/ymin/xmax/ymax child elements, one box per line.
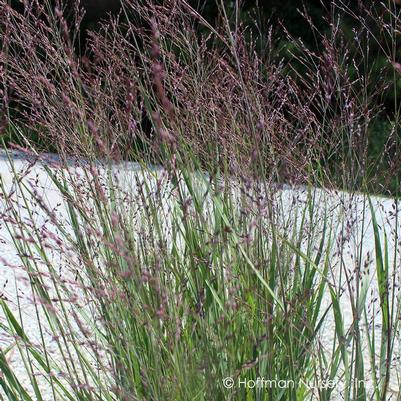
<box><xmin>0</xmin><ymin>1</ymin><xmax>401</xmax><ymax>401</ymax></box>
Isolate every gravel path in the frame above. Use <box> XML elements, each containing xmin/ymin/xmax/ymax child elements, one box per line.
<box><xmin>1</xmin><ymin>151</ymin><xmax>400</xmax><ymax>400</ymax></box>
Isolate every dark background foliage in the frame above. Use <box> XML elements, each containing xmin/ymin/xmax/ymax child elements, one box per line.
<box><xmin>5</xmin><ymin>0</ymin><xmax>399</xmax><ymax>113</ymax></box>
<box><xmin>4</xmin><ymin>0</ymin><xmax>399</xmax><ymax>113</ymax></box>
